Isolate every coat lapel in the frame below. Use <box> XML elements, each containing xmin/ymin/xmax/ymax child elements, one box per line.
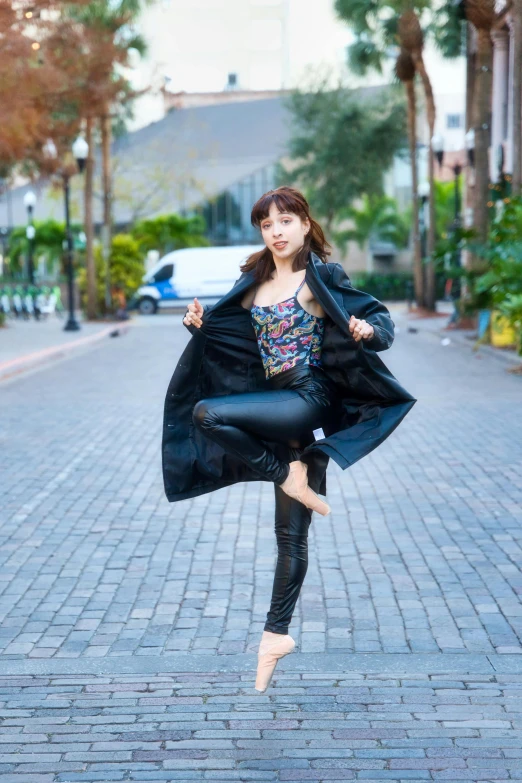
<box><xmin>211</xmin><ymin>272</ymin><xmax>256</xmax><ymax>313</ymax></box>
<box><xmin>305</xmin><ymin>256</ymin><xmax>352</xmax><ymax>338</ymax></box>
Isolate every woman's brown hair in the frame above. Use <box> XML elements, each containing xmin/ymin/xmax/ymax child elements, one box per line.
<box><xmin>239</xmin><ymin>186</ymin><xmax>331</xmax><ymax>281</ymax></box>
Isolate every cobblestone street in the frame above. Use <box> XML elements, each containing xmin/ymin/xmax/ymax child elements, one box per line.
<box><xmin>1</xmin><ymin>309</ymin><xmax>522</xmax><ymax>781</ymax></box>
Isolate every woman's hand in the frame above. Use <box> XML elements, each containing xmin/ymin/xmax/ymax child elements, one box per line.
<box><xmin>183</xmin><ymin>297</ymin><xmax>203</xmax><ymax>329</ymax></box>
<box><xmin>349</xmin><ymin>315</ymin><xmax>374</xmax><ymax>342</ymax></box>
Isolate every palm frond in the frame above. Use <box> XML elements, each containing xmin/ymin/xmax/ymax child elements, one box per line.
<box><xmin>335</xmin><ymin>0</ymin><xmax>381</xmax><ymax>31</ymax></box>
<box><xmin>347</xmin><ymin>38</ymin><xmax>384</xmax><ymax>75</ymax></box>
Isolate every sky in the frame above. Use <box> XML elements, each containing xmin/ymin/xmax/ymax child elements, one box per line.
<box><xmin>129</xmin><ymin>0</ymin><xmax>465</xmax><ymax>134</ymax></box>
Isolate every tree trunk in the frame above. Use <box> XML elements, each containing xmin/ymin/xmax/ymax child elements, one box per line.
<box><xmin>411</xmin><ymin>51</ymin><xmax>437</xmax><ymax>311</ymax></box>
<box><xmin>101</xmin><ymin>109</ymin><xmax>112</xmax><ymax>312</ymax></box>
<box><xmin>425</xmin><ymin>138</ymin><xmax>436</xmax><ymax>309</ymax></box>
<box><xmin>466</xmin><ymin>24</ymin><xmax>476</xmax><ymax>134</ymax></box>
<box><xmin>406</xmin><ymin>80</ymin><xmax>422</xmax><ymax>307</ymax></box>
<box><xmin>85</xmin><ymin>116</ymin><xmax>96</xmax><ymax>320</ymax></box>
<box><xmin>472</xmin><ymin>27</ymin><xmax>493</xmax><ymax>246</ymax></box>
<box><xmin>512</xmin><ymin>0</ymin><xmax>522</xmax><ymax>195</ymax></box>
<box><xmin>463</xmin><ymin>23</ymin><xmax>476</xmax><ymax>273</ymax></box>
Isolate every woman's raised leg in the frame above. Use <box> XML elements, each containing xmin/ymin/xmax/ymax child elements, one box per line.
<box><xmin>192</xmin><ymin>388</ymin><xmax>326</xmax><ymax>486</ymax></box>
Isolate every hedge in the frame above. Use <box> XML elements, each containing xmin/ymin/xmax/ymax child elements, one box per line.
<box><xmin>349</xmin><ymin>271</ymin><xmax>446</xmax><ymax>301</ymax></box>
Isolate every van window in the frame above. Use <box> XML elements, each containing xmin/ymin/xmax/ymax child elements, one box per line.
<box><xmin>151</xmin><ymin>263</ymin><xmax>174</xmax><ymax>283</ymax></box>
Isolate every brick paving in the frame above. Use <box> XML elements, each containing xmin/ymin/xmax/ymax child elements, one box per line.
<box><xmin>1</xmin><ymin>309</ymin><xmax>522</xmax><ymax>781</ymax></box>
<box><xmin>1</xmin><ymin>670</ymin><xmax>522</xmax><ymax>781</ymax></box>
<box><xmin>1</xmin><ymin>312</ymin><xmax>521</xmax><ymax>659</ymax></box>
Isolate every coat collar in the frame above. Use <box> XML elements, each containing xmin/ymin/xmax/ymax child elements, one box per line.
<box><xmin>211</xmin><ymin>251</ymin><xmax>351</xmax><ymax>337</ymax></box>
<box><xmin>304</xmin><ymin>253</ymin><xmax>351</xmax><ymax>337</ymax></box>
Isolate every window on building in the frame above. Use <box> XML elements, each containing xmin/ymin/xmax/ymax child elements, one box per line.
<box><xmin>446</xmin><ymin>113</ymin><xmax>462</xmax><ymax>129</ymax></box>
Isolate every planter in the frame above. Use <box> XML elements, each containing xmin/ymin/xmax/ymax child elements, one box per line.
<box><xmin>477</xmin><ymin>309</ymin><xmax>491</xmax><ymax>339</ymax></box>
<box><xmin>490</xmin><ymin>310</ymin><xmax>517</xmax><ymax>347</ymax></box>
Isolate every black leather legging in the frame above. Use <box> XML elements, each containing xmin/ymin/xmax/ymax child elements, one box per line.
<box><xmin>192</xmin><ymin>364</ymin><xmax>334</xmax><ymax>635</ymax></box>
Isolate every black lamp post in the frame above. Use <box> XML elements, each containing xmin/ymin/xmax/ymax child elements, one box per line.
<box><xmin>0</xmin><ymin>226</ymin><xmax>8</xmax><ymax>277</ymax></box>
<box><xmin>418</xmin><ymin>181</ymin><xmax>430</xmax><ymax>262</ymax></box>
<box><xmin>431</xmin><ymin>130</ymin><xmax>475</xmax><ymax>304</ymax></box>
<box><xmin>432</xmin><ymin>130</ymin><xmax>475</xmax><ymax>231</ymax></box>
<box><xmin>43</xmin><ymin>136</ymin><xmax>89</xmax><ymax>331</ymax></box>
<box><xmin>23</xmin><ymin>190</ymin><xmax>37</xmax><ymax>285</ymax></box>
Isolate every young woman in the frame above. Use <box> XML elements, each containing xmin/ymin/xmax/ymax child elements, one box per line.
<box><xmin>162</xmin><ymin>186</ymin><xmax>415</xmax><ymax>692</ymax></box>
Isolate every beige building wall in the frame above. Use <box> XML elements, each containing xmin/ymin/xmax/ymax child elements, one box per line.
<box><xmin>129</xmin><ymin>0</ymin><xmax>352</xmax><ymax>129</ymax></box>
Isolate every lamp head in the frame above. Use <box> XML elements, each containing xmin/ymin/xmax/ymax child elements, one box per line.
<box><xmin>418</xmin><ymin>181</ymin><xmax>430</xmax><ymax>199</ymax></box>
<box><xmin>23</xmin><ymin>190</ymin><xmax>37</xmax><ymax>209</ymax></box>
<box><xmin>43</xmin><ymin>138</ymin><xmax>58</xmax><ymax>160</ymax></box>
<box><xmin>465</xmin><ymin>129</ymin><xmax>475</xmax><ymax>167</ymax></box>
<box><xmin>431</xmin><ymin>133</ymin><xmax>444</xmax><ymax>167</ymax></box>
<box><xmin>72</xmin><ymin>135</ymin><xmax>89</xmax><ymax>173</ymax></box>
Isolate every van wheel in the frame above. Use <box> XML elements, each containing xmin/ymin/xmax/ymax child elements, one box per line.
<box><xmin>138</xmin><ymin>297</ymin><xmax>157</xmax><ymax>315</ymax></box>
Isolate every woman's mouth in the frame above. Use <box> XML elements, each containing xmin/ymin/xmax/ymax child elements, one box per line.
<box><xmin>273</xmin><ymin>241</ymin><xmax>287</xmax><ymax>249</ymax></box>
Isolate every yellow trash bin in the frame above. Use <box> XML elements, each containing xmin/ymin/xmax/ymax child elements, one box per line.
<box><xmin>490</xmin><ymin>310</ymin><xmax>517</xmax><ymax>347</ymax></box>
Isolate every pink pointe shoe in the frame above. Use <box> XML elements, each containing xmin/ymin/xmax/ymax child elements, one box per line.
<box><xmin>255</xmin><ymin>631</ymin><xmax>296</xmax><ymax>693</ymax></box>
<box><xmin>279</xmin><ymin>460</ymin><xmax>331</xmax><ymax>516</ymax></box>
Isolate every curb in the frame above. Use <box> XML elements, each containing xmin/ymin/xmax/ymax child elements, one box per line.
<box><xmin>0</xmin><ymin>652</ymin><xmax>520</xmax><ymax>677</ymax></box>
<box><xmin>403</xmin><ymin>317</ymin><xmax>521</xmax><ymax>368</ymax></box>
<box><xmin>0</xmin><ymin>323</ymin><xmax>131</xmax><ymax>383</ymax></box>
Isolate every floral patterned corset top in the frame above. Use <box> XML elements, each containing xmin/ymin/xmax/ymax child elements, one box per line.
<box><xmin>251</xmin><ymin>277</ymin><xmax>325</xmax><ymax>379</ymax></box>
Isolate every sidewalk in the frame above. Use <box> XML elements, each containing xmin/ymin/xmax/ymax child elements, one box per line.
<box><xmin>0</xmin><ymin>315</ymin><xmax>131</xmax><ymax>383</ymax></box>
<box><xmin>402</xmin><ymin>301</ymin><xmax>521</xmax><ymax>369</ymax></box>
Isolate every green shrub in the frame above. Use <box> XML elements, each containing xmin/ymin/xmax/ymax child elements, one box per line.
<box><xmin>77</xmin><ymin>234</ymin><xmax>145</xmax><ymax>315</ymax></box>
<box><xmin>349</xmin><ymin>271</ymin><xmax>446</xmax><ymax>301</ymax></box>
<box><xmin>131</xmin><ymin>214</ymin><xmax>208</xmax><ymax>256</ymax></box>
<box><xmin>7</xmin><ymin>219</ymin><xmax>82</xmax><ymax>277</ymax></box>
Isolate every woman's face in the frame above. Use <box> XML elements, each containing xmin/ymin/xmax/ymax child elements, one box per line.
<box><xmin>260</xmin><ymin>202</ymin><xmax>310</xmax><ymax>262</ymax></box>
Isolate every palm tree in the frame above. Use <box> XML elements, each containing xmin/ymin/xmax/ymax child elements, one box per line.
<box><xmin>512</xmin><ymin>0</ymin><xmax>522</xmax><ymax>195</ymax></box>
<box><xmin>84</xmin><ymin>116</ymin><xmax>96</xmax><ymax>319</ymax></box>
<box><xmin>463</xmin><ymin>0</ymin><xmax>495</xmax><ymax>245</ymax></box>
<box><xmin>397</xmin><ymin>10</ymin><xmax>437</xmax><ymax>310</ymax></box>
<box><xmin>334</xmin><ymin>193</ymin><xmax>410</xmax><ymax>271</ymax></box>
<box><xmin>462</xmin><ymin>0</ymin><xmax>516</xmax><ymax>242</ymax></box>
<box><xmin>67</xmin><ymin>0</ymin><xmax>148</xmax><ymax>313</ymax></box>
<box><xmin>335</xmin><ymin>0</ymin><xmax>463</xmax><ymax>309</ymax></box>
<box><xmin>395</xmin><ymin>48</ymin><xmax>423</xmax><ymax>304</ymax></box>
<box><xmin>334</xmin><ymin>193</ymin><xmax>410</xmax><ymax>249</ymax></box>
<box><xmin>335</xmin><ymin>0</ymin><xmax>437</xmax><ymax>308</ymax></box>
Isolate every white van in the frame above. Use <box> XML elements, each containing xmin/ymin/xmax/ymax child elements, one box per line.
<box><xmin>134</xmin><ymin>245</ymin><xmax>264</xmax><ymax>314</ymax></box>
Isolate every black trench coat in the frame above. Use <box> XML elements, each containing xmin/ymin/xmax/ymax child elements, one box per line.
<box><xmin>162</xmin><ymin>252</ymin><xmax>416</xmax><ymax>502</ymax></box>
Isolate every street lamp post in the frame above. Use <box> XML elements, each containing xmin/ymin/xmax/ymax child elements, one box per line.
<box><xmin>0</xmin><ymin>227</ymin><xmax>8</xmax><ymax>278</ymax></box>
<box><xmin>418</xmin><ymin>181</ymin><xmax>430</xmax><ymax>263</ymax></box>
<box><xmin>43</xmin><ymin>136</ymin><xmax>89</xmax><ymax>332</ymax></box>
<box><xmin>431</xmin><ymin>131</ymin><xmax>475</xmax><ymax>301</ymax></box>
<box><xmin>432</xmin><ymin>131</ymin><xmax>475</xmax><ymax>229</ymax></box>
<box><xmin>23</xmin><ymin>190</ymin><xmax>37</xmax><ymax>285</ymax></box>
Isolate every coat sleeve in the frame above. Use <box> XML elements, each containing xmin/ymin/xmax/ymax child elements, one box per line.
<box><xmin>329</xmin><ymin>263</ymin><xmax>394</xmax><ymax>352</ymax></box>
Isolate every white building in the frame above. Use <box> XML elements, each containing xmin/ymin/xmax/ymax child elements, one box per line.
<box><xmin>129</xmin><ymin>0</ymin><xmax>351</xmax><ymax>128</ymax></box>
<box><xmin>130</xmin><ymin>0</ymin><xmax>466</xmax><ymax>143</ymax></box>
